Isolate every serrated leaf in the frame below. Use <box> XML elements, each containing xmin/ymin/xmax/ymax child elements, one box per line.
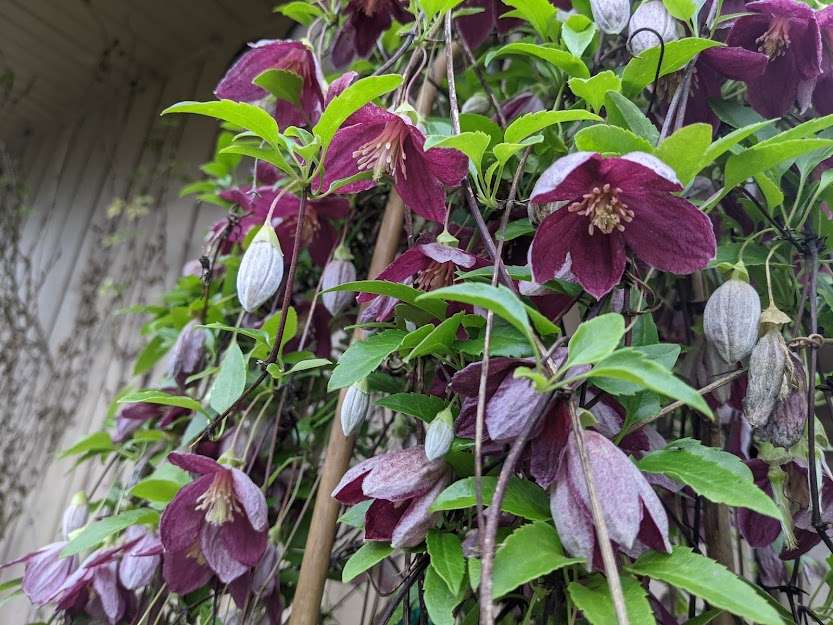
<box><xmin>342</xmin><ymin>542</ymin><xmax>394</xmax><ymax>583</ymax></box>
<box><xmin>663</xmin><ymin>0</ymin><xmax>696</xmax><ymax>20</ymax></box>
<box><xmin>502</xmin><ymin>0</ymin><xmax>558</xmax><ymax>39</ymax></box>
<box><xmin>162</xmin><ymin>100</ymin><xmax>281</xmax><ymax>147</ymax></box>
<box><xmin>574</xmin><ymin>124</ymin><xmax>654</xmax><ymax>154</ymax></box>
<box><xmin>375</xmin><ymin>393</ymin><xmax>448</xmax><ymax>421</ymax></box>
<box><xmin>219</xmin><ymin>142</ymin><xmax>294</xmax><ymax>176</ymax></box>
<box><xmin>275</xmin><ymin>1</ymin><xmax>322</xmax><ymax>25</ymax></box>
<box><xmin>568</xmin><ymin>71</ymin><xmax>621</xmax><ymax>113</ymax></box>
<box><xmin>567</xmin><ymin>573</ymin><xmax>656</xmax><ymax>625</ymax></box>
<box><xmin>504</xmin><ymin>109</ymin><xmax>602</xmax><ymax>144</ymax></box>
<box><xmin>565</xmin><ymin>313</ymin><xmax>625</xmax><ymax>368</ymax></box>
<box><xmin>485</xmin><ymin>42</ymin><xmax>589</xmax><ymax>78</ymax></box>
<box><xmin>700</xmin><ymin>120</ymin><xmax>776</xmax><ymax>166</ymax></box>
<box><xmin>638</xmin><ymin>438</ymin><xmax>780</xmax><ymax>518</ymax></box>
<box><xmin>62</xmin><ymin>509</ymin><xmax>159</xmax><ymax>557</ymax></box>
<box><xmin>430</xmin><ymin>476</ymin><xmax>550</xmax><ymax>521</ymax></box>
<box><xmin>208</xmin><ymin>341</ymin><xmax>247</xmax><ymax>414</ymax></box>
<box><xmin>328</xmin><ymin>330</ymin><xmax>408</xmax><ymax>391</ymax></box>
<box><xmin>427</xmin><ymin>531</ymin><xmax>465</xmax><ymax>594</ymax></box>
<box><xmin>626</xmin><ymin>547</ymin><xmax>783</xmax><ymax>625</ymax></box>
<box><xmin>492</xmin><ymin>523</ymin><xmax>582</xmax><ymax>598</ymax></box>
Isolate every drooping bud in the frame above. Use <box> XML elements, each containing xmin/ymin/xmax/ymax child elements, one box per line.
<box><xmin>703</xmin><ymin>278</ymin><xmax>761</xmax><ymax>364</ymax></box>
<box><xmin>341</xmin><ymin>378</ymin><xmax>371</xmax><ymax>436</ymax></box>
<box><xmin>425</xmin><ymin>406</ymin><xmax>454</xmax><ymax>461</ymax></box>
<box><xmin>759</xmin><ymin>353</ymin><xmax>807</xmax><ymax>449</ymax></box>
<box><xmin>168</xmin><ymin>319</ymin><xmax>207</xmax><ymax>385</ymax></box>
<box><xmin>628</xmin><ymin>1</ymin><xmax>681</xmax><ymax>56</ymax></box>
<box><xmin>321</xmin><ymin>245</ymin><xmax>357</xmax><ymax>316</ymax></box>
<box><xmin>236</xmin><ymin>224</ymin><xmax>284</xmax><ymax>312</ymax></box>
<box><xmin>461</xmin><ymin>92</ymin><xmax>492</xmax><ymax>115</ymax></box>
<box><xmin>743</xmin><ymin>327</ymin><xmax>788</xmax><ymax>428</ymax></box>
<box><xmin>590</xmin><ymin>0</ymin><xmax>631</xmax><ymax>34</ymax></box>
<box><xmin>61</xmin><ymin>491</ymin><xmax>89</xmax><ymax>539</ymax></box>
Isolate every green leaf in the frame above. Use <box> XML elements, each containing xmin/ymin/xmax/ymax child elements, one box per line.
<box><xmin>219</xmin><ymin>142</ymin><xmax>294</xmax><ymax>176</ymax></box>
<box><xmin>622</xmin><ymin>38</ymin><xmax>721</xmax><ymax>94</ymax></box>
<box><xmin>568</xmin><ymin>573</ymin><xmax>656</xmax><ymax>625</ymax></box>
<box><xmin>328</xmin><ymin>329</ymin><xmax>409</xmax><ymax>391</ymax></box>
<box><xmin>493</xmin><ymin>135</ymin><xmax>544</xmax><ymax>166</ymax></box>
<box><xmin>425</xmin><ymin>131</ymin><xmax>491</xmax><ymax>173</ymax></box>
<box><xmin>565</xmin><ymin>313</ymin><xmax>625</xmax><ymax>368</ymax></box>
<box><xmin>638</xmin><ymin>438</ymin><xmax>781</xmax><ymax>518</ymax></box>
<box><xmin>405</xmin><ymin>312</ymin><xmax>466</xmax><ymax>361</ymax></box>
<box><xmin>418</xmin><ymin>0</ymin><xmax>464</xmax><ymax>19</ymax></box>
<box><xmin>663</xmin><ymin>0</ymin><xmax>696</xmax><ymax>20</ymax></box>
<box><xmin>59</xmin><ymin>431</ymin><xmax>114</xmax><ymax>458</ymax></box>
<box><xmin>492</xmin><ymin>523</ymin><xmax>582</xmax><ymax>598</ymax></box>
<box><xmin>430</xmin><ymin>476</ymin><xmax>550</xmax><ymax>521</ymax></box>
<box><xmin>118</xmin><ymin>390</ymin><xmax>203</xmax><ymax>414</ymax></box>
<box><xmin>700</xmin><ymin>119</ymin><xmax>776</xmax><ymax>166</ymax></box>
<box><xmin>504</xmin><ymin>109</ymin><xmax>602</xmax><ymax>144</ymax></box>
<box><xmin>275</xmin><ymin>1</ymin><xmax>322</xmax><ymax>25</ymax></box>
<box><xmin>497</xmin><ymin>218</ymin><xmax>535</xmax><ymax>241</ymax></box>
<box><xmin>130</xmin><ymin>479</ymin><xmax>183</xmax><ymax>503</ymax></box>
<box><xmin>338</xmin><ymin>500</ymin><xmax>373</xmax><ymax>528</ymax></box>
<box><xmin>574</xmin><ymin>124</ymin><xmax>654</xmax><ymax>154</ymax></box>
<box><xmin>586</xmin><ymin>349</ymin><xmax>712</xmax><ymax>417</ymax></box>
<box><xmin>285</xmin><ymin>358</ymin><xmax>331</xmax><ymax>375</ymax></box>
<box><xmin>208</xmin><ymin>341</ymin><xmax>247</xmax><ymax>414</ymax></box>
<box><xmin>562</xmin><ymin>16</ymin><xmax>597</xmax><ymax>57</ymax></box>
<box><xmin>724</xmin><ymin>139</ymin><xmax>833</xmax><ymax>188</ymax></box>
<box><xmin>62</xmin><ymin>508</ymin><xmax>159</xmax><ymax>556</ymax></box>
<box><xmin>418</xmin><ymin>284</ymin><xmax>533</xmax><ymax>346</ymax></box>
<box><xmin>323</xmin><ymin>280</ymin><xmax>446</xmax><ymax>318</ymax></box>
<box><xmin>604</xmin><ymin>91</ymin><xmax>660</xmax><ymax>145</ymax></box>
<box><xmin>161</xmin><ymin>100</ymin><xmax>281</xmax><ymax>148</ymax></box>
<box><xmin>656</xmin><ymin>124</ymin><xmax>713</xmax><ymax>185</ymax></box>
<box><xmin>683</xmin><ymin>609</ymin><xmax>723</xmax><ymax>625</ymax></box>
<box><xmin>485</xmin><ymin>42</ymin><xmax>590</xmax><ymax>78</ymax></box>
<box><xmin>133</xmin><ymin>335</ymin><xmax>168</xmax><ymax>376</ymax></box>
<box><xmin>756</xmin><ymin>113</ymin><xmax>833</xmax><ymax>148</ymax></box>
<box><xmin>502</xmin><ymin>0</ymin><xmax>558</xmax><ymax>39</ymax></box>
<box><xmin>375</xmin><ymin>393</ymin><xmax>447</xmax><ymax>422</ymax></box>
<box><xmin>626</xmin><ymin>547</ymin><xmax>783</xmax><ymax>625</ymax></box>
<box><xmin>314</xmin><ymin>74</ymin><xmax>402</xmax><ymax>151</ymax></box>
<box><xmin>592</xmin><ymin>343</ymin><xmax>680</xmax><ymax>395</ymax></box>
<box><xmin>342</xmin><ymin>542</ymin><xmax>394</xmax><ymax>583</ymax></box>
<box><xmin>568</xmin><ymin>71</ymin><xmax>622</xmax><ymax>113</ymax></box>
<box><xmin>424</xmin><ymin>565</ymin><xmax>463</xmax><ymax>625</ymax></box>
<box><xmin>427</xmin><ymin>531</ymin><xmax>466</xmax><ymax>594</ymax></box>
<box><xmin>253</xmin><ymin>68</ymin><xmax>302</xmax><ymax>106</ymax></box>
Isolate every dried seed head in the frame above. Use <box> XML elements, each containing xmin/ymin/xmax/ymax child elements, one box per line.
<box><xmin>628</xmin><ymin>1</ymin><xmax>682</xmax><ymax>56</ymax></box>
<box><xmin>759</xmin><ymin>353</ymin><xmax>807</xmax><ymax>449</ymax></box>
<box><xmin>341</xmin><ymin>379</ymin><xmax>371</xmax><ymax>436</ymax></box>
<box><xmin>61</xmin><ymin>491</ymin><xmax>89</xmax><ymax>539</ymax></box>
<box><xmin>591</xmin><ymin>0</ymin><xmax>631</xmax><ymax>34</ymax></box>
<box><xmin>321</xmin><ymin>256</ymin><xmax>357</xmax><ymax>316</ymax></box>
<box><xmin>236</xmin><ymin>225</ymin><xmax>284</xmax><ymax>313</ymax></box>
<box><xmin>425</xmin><ymin>406</ymin><xmax>454</xmax><ymax>461</ymax></box>
<box><xmin>703</xmin><ymin>278</ymin><xmax>761</xmax><ymax>364</ymax></box>
<box><xmin>743</xmin><ymin>327</ymin><xmax>788</xmax><ymax>428</ymax></box>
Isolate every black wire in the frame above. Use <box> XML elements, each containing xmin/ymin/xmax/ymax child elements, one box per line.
<box><xmin>626</xmin><ymin>28</ymin><xmax>666</xmax><ymax>116</ymax></box>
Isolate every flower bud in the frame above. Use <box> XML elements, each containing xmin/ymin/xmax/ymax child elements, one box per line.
<box><xmin>759</xmin><ymin>353</ymin><xmax>807</xmax><ymax>449</ymax></box>
<box><xmin>61</xmin><ymin>491</ymin><xmax>89</xmax><ymax>539</ymax></box>
<box><xmin>321</xmin><ymin>247</ymin><xmax>357</xmax><ymax>316</ymax></box>
<box><xmin>743</xmin><ymin>327</ymin><xmax>787</xmax><ymax>428</ymax></box>
<box><xmin>703</xmin><ymin>278</ymin><xmax>761</xmax><ymax>364</ymax></box>
<box><xmin>628</xmin><ymin>1</ymin><xmax>681</xmax><ymax>56</ymax></box>
<box><xmin>236</xmin><ymin>224</ymin><xmax>284</xmax><ymax>312</ymax></box>
<box><xmin>341</xmin><ymin>379</ymin><xmax>370</xmax><ymax>436</ymax></box>
<box><xmin>168</xmin><ymin>320</ymin><xmax>207</xmax><ymax>385</ymax></box>
<box><xmin>461</xmin><ymin>92</ymin><xmax>492</xmax><ymax>115</ymax></box>
<box><xmin>591</xmin><ymin>0</ymin><xmax>631</xmax><ymax>34</ymax></box>
<box><xmin>425</xmin><ymin>406</ymin><xmax>455</xmax><ymax>461</ymax></box>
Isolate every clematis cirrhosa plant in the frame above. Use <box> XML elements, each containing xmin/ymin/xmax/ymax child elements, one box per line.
<box><xmin>726</xmin><ymin>0</ymin><xmax>823</xmax><ymax>118</ymax></box>
<box><xmin>1</xmin><ymin>541</ymin><xmax>77</xmax><ymax>607</ymax></box>
<box><xmin>528</xmin><ymin>152</ymin><xmax>716</xmax><ymax>298</ymax></box>
<box><xmin>318</xmin><ymin>104</ymin><xmax>469</xmax><ymax>224</ymax></box>
<box><xmin>551</xmin><ymin>430</ymin><xmax>671</xmax><ymax>567</ymax></box>
<box><xmin>159</xmin><ymin>453</ymin><xmax>268</xmax><ymax>592</ymax></box>
<box><xmin>331</xmin><ymin>0</ymin><xmax>414</xmax><ymax>68</ymax></box>
<box><xmin>215</xmin><ymin>40</ymin><xmax>325</xmax><ymax>129</ymax></box>
<box><xmin>332</xmin><ymin>446</ymin><xmax>449</xmax><ymax>548</ymax></box>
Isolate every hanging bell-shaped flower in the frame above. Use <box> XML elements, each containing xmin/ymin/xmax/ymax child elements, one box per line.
<box><xmin>236</xmin><ymin>224</ymin><xmax>284</xmax><ymax>312</ymax></box>
<box><xmin>591</xmin><ymin>0</ymin><xmax>631</xmax><ymax>34</ymax></box>
<box><xmin>61</xmin><ymin>491</ymin><xmax>89</xmax><ymax>539</ymax></box>
<box><xmin>321</xmin><ymin>244</ymin><xmax>357</xmax><ymax>316</ymax></box>
<box><xmin>425</xmin><ymin>406</ymin><xmax>455</xmax><ymax>461</ymax></box>
<box><xmin>341</xmin><ymin>378</ymin><xmax>371</xmax><ymax>436</ymax></box>
<box><xmin>627</xmin><ymin>0</ymin><xmax>681</xmax><ymax>56</ymax></box>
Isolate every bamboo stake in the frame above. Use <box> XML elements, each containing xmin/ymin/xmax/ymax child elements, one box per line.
<box><xmin>288</xmin><ymin>53</ymin><xmax>448</xmax><ymax>625</ymax></box>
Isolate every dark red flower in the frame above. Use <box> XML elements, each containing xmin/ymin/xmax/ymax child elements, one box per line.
<box><xmin>331</xmin><ymin>0</ymin><xmax>414</xmax><ymax>68</ymax></box>
<box><xmin>528</xmin><ymin>152</ymin><xmax>716</xmax><ymax>298</ymax></box>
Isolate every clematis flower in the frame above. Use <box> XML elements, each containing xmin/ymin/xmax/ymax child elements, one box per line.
<box><xmin>215</xmin><ymin>40</ymin><xmax>325</xmax><ymax>129</ymax></box>
<box><xmin>528</xmin><ymin>152</ymin><xmax>716</xmax><ymax>298</ymax></box>
<box><xmin>214</xmin><ymin>187</ymin><xmax>350</xmax><ymax>266</ymax></box>
<box><xmin>551</xmin><ymin>430</ymin><xmax>671</xmax><ymax>566</ymax></box>
<box><xmin>332</xmin><ymin>446</ymin><xmax>449</xmax><ymax>548</ymax></box>
<box><xmin>159</xmin><ymin>453</ymin><xmax>268</xmax><ymax>590</ymax></box>
<box><xmin>113</xmin><ymin>392</ymin><xmax>191</xmax><ymax>442</ymax></box>
<box><xmin>229</xmin><ymin>543</ymin><xmax>283</xmax><ymax>624</ymax></box>
<box><xmin>812</xmin><ymin>6</ymin><xmax>833</xmax><ymax>114</ymax></box>
<box><xmin>726</xmin><ymin>0</ymin><xmax>823</xmax><ymax>118</ymax></box>
<box><xmin>168</xmin><ymin>320</ymin><xmax>207</xmax><ymax>387</ymax></box>
<box><xmin>358</xmin><ymin>242</ymin><xmax>486</xmax><ymax>322</ymax></box>
<box><xmin>118</xmin><ymin>526</ymin><xmax>162</xmax><ymax>590</ymax></box>
<box><xmin>456</xmin><ymin>0</ymin><xmax>522</xmax><ymax>49</ymax></box>
<box><xmin>318</xmin><ymin>105</ymin><xmax>469</xmax><ymax>224</ymax></box>
<box><xmin>331</xmin><ymin>0</ymin><xmax>414</xmax><ymax>68</ymax></box>
<box><xmin>1</xmin><ymin>541</ymin><xmax>77</xmax><ymax>606</ymax></box>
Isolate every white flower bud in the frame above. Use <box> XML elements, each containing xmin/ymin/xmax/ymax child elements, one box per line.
<box><xmin>341</xmin><ymin>379</ymin><xmax>371</xmax><ymax>436</ymax></box>
<box><xmin>236</xmin><ymin>225</ymin><xmax>284</xmax><ymax>312</ymax></box>
<box><xmin>321</xmin><ymin>247</ymin><xmax>357</xmax><ymax>316</ymax></box>
<box><xmin>62</xmin><ymin>491</ymin><xmax>89</xmax><ymax>539</ymax></box>
<box><xmin>461</xmin><ymin>92</ymin><xmax>492</xmax><ymax>115</ymax></box>
<box><xmin>703</xmin><ymin>278</ymin><xmax>761</xmax><ymax>364</ymax></box>
<box><xmin>591</xmin><ymin>0</ymin><xmax>631</xmax><ymax>34</ymax></box>
<box><xmin>425</xmin><ymin>407</ymin><xmax>454</xmax><ymax>461</ymax></box>
<box><xmin>628</xmin><ymin>1</ymin><xmax>682</xmax><ymax>56</ymax></box>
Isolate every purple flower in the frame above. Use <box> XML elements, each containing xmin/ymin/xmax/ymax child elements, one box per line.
<box><xmin>456</xmin><ymin>0</ymin><xmax>522</xmax><ymax>49</ymax></box>
<box><xmin>332</xmin><ymin>446</ymin><xmax>449</xmax><ymax>548</ymax></box>
<box><xmin>118</xmin><ymin>526</ymin><xmax>162</xmax><ymax>590</ymax></box>
<box><xmin>726</xmin><ymin>0</ymin><xmax>823</xmax><ymax>118</ymax></box>
<box><xmin>1</xmin><ymin>541</ymin><xmax>77</xmax><ymax>606</ymax></box>
<box><xmin>168</xmin><ymin>320</ymin><xmax>207</xmax><ymax>387</ymax></box>
<box><xmin>318</xmin><ymin>105</ymin><xmax>469</xmax><ymax>224</ymax></box>
<box><xmin>229</xmin><ymin>544</ymin><xmax>283</xmax><ymax>625</ymax></box>
<box><xmin>812</xmin><ymin>6</ymin><xmax>833</xmax><ymax>114</ymax></box>
<box><xmin>215</xmin><ymin>40</ymin><xmax>325</xmax><ymax>129</ymax></box>
<box><xmin>528</xmin><ymin>152</ymin><xmax>716</xmax><ymax>298</ymax></box>
<box><xmin>551</xmin><ymin>430</ymin><xmax>671</xmax><ymax>566</ymax></box>
<box><xmin>160</xmin><ymin>453</ymin><xmax>268</xmax><ymax>590</ymax></box>
<box><xmin>357</xmin><ymin>242</ymin><xmax>485</xmax><ymax>322</ymax></box>
<box><xmin>331</xmin><ymin>0</ymin><xmax>414</xmax><ymax>68</ymax></box>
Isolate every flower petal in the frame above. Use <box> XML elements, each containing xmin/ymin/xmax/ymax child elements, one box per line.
<box><xmin>391</xmin><ymin>474</ymin><xmax>449</xmax><ymax>548</ymax></box>
<box><xmin>231</xmin><ymin>468</ymin><xmax>268</xmax><ymax>532</ymax></box>
<box><xmin>530</xmin><ymin>153</ymin><xmax>600</xmax><ymax>204</ymax></box>
<box><xmin>168</xmin><ymin>452</ymin><xmax>222</xmax><ymax>475</ymax></box>
<box><xmin>699</xmin><ymin>46</ymin><xmax>768</xmax><ymax>82</ymax></box>
<box><xmin>418</xmin><ymin>242</ymin><xmax>478</xmax><ymax>268</ymax></box>
<box><xmin>318</xmin><ymin>122</ymin><xmax>385</xmax><ymax>194</ymax></box>
<box><xmin>485</xmin><ymin>375</ymin><xmax>543</xmax><ymax>441</ymax></box>
<box><xmin>395</xmin><ymin>139</ymin><xmax>449</xmax><ymax>223</ymax></box>
<box><xmin>550</xmin><ymin>476</ymin><xmax>596</xmax><ymax>563</ymax></box>
<box><xmin>357</xmin><ymin>248</ymin><xmax>431</xmax><ymax>304</ymax></box>
<box><xmin>529</xmin><ymin>208</ymin><xmax>585</xmax><ymax>284</ymax></box>
<box><xmin>529</xmin><ymin>400</ymin><xmax>571</xmax><ymax>488</ymax></box>
<box><xmin>364</xmin><ymin>499</ymin><xmax>406</xmax><ymax>541</ymax></box>
<box><xmin>332</xmin><ymin>455</ymin><xmax>384</xmax><ymax>503</ymax></box>
<box><xmin>159</xmin><ymin>474</ymin><xmax>212</xmax><ymax>553</ymax></box>
<box><xmin>362</xmin><ymin>447</ymin><xmax>445</xmax><ymax>502</ymax></box>
<box><xmin>569</xmin><ymin>230</ymin><xmax>627</xmax><ymax>299</ymax></box>
<box><xmin>92</xmin><ymin>562</ymin><xmax>125</xmax><ymax>625</ymax></box>
<box><xmin>20</xmin><ymin>542</ymin><xmax>74</xmax><ymax>605</ymax></box>
<box><xmin>162</xmin><ymin>550</ymin><xmax>213</xmax><ymax>595</ymax></box>
<box><xmin>201</xmin><ymin>524</ymin><xmax>249</xmax><ymax>583</ymax></box>
<box><xmin>221</xmin><ymin>514</ymin><xmax>268</xmax><ymax>566</ymax></box>
<box><xmin>456</xmin><ymin>0</ymin><xmax>496</xmax><ymax>49</ymax></box>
